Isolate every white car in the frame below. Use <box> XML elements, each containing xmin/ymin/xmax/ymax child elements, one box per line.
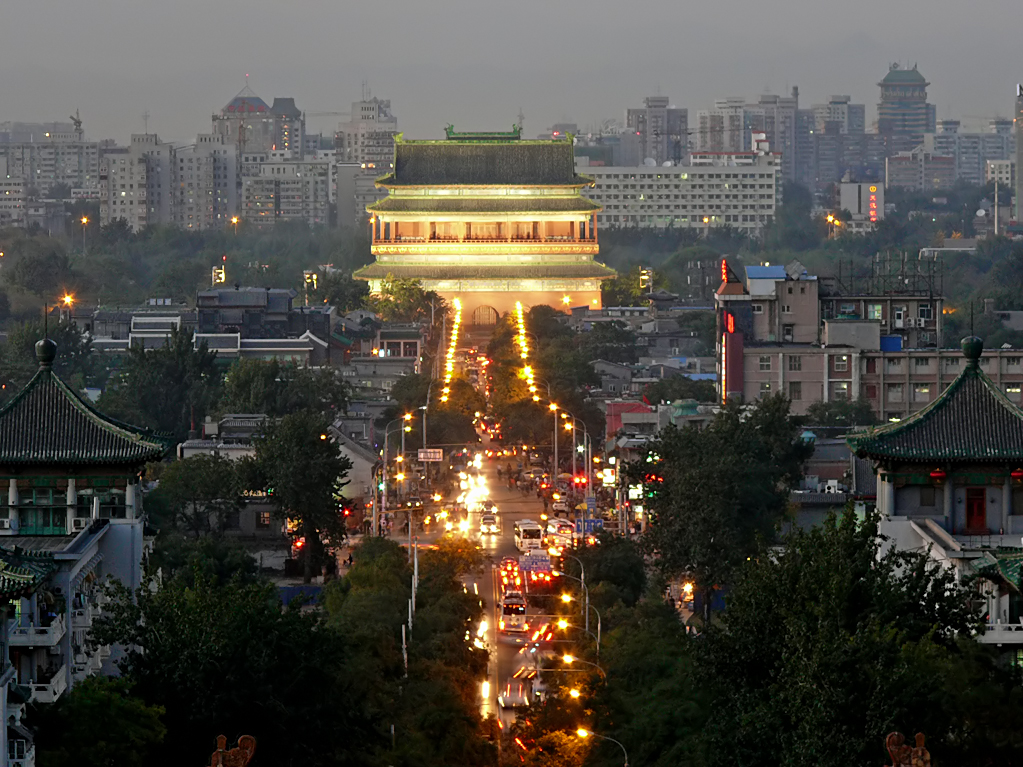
<box><xmin>551</xmin><ymin>500</ymin><xmax>570</xmax><ymax>515</ymax></box>
<box><xmin>480</xmin><ymin>514</ymin><xmax>500</xmax><ymax>535</ymax></box>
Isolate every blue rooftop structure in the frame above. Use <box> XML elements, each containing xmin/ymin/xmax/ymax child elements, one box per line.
<box><xmin>745</xmin><ymin>265</ymin><xmax>788</xmax><ymax>280</ymax></box>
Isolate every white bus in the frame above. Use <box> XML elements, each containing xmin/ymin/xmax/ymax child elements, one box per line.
<box><xmin>514</xmin><ymin>520</ymin><xmax>544</xmax><ymax>552</ymax></box>
<box><xmin>499</xmin><ymin>591</ymin><xmax>528</xmax><ymax>633</ymax></box>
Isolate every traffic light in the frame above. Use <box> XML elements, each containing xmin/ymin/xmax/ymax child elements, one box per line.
<box><xmin>378</xmin><ymin>482</ymin><xmax>385</xmax><ymax>491</ymax></box>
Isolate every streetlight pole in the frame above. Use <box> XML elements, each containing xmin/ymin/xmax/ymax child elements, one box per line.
<box><xmin>577</xmin><ymin>730</ymin><xmax>628</xmax><ymax>767</ymax></box>
<box><xmin>558</xmin><ymin>575</ymin><xmax>600</xmax><ymax>661</ymax></box>
<box><xmin>378</xmin><ymin>418</ymin><xmax>404</xmax><ymax>537</ymax></box>
<box><xmin>560</xmin><ymin>552</ymin><xmax>588</xmax><ymax>635</ymax></box>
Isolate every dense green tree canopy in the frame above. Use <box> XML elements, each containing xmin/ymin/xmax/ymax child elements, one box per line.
<box><xmin>220</xmin><ymin>358</ymin><xmax>350</xmax><ymax>417</ymax></box>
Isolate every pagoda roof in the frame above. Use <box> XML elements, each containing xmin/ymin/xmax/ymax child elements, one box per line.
<box><xmin>222</xmin><ymin>85</ymin><xmax>270</xmax><ymax>115</ymax></box>
<box><xmin>879</xmin><ymin>64</ymin><xmax>928</xmax><ymax>87</ymax></box>
<box><xmin>353</xmin><ymin>262</ymin><xmax>616</xmax><ymax>281</ymax></box>
<box><xmin>848</xmin><ymin>337</ymin><xmax>1023</xmax><ymax>464</ymax></box>
<box><xmin>380</xmin><ymin>134</ymin><xmax>590</xmax><ymax>187</ymax></box>
<box><xmin>0</xmin><ymin>340</ymin><xmax>170</xmax><ymax>467</ymax></box>
<box><xmin>0</xmin><ymin>547</ymin><xmax>56</xmax><ymax>600</ymax></box>
<box><xmin>367</xmin><ymin>197</ymin><xmax>601</xmax><ymax>214</ymax></box>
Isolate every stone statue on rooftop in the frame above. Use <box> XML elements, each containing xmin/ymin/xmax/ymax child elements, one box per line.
<box><xmin>208</xmin><ymin>735</ymin><xmax>256</xmax><ymax>767</ymax></box>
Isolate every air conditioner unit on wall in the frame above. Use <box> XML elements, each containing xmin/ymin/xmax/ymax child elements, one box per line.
<box><xmin>0</xmin><ymin>520</ymin><xmax>9</xmax><ymax>530</ymax></box>
<box><xmin>72</xmin><ymin>518</ymin><xmax>88</xmax><ymax>531</ymax></box>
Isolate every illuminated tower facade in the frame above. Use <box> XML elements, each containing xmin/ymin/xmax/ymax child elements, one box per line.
<box><xmin>354</xmin><ymin>126</ymin><xmax>615</xmax><ymax>325</ymax></box>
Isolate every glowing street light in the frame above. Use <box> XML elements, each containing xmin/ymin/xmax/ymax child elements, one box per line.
<box><xmin>569</xmin><ymin>688</ymin><xmax>580</xmax><ymax>699</ymax></box>
<box><xmin>62</xmin><ymin>294</ymin><xmax>74</xmax><ymax>307</ymax></box>
<box><xmin>575</xmin><ymin>729</ymin><xmax>629</xmax><ymax>766</ymax></box>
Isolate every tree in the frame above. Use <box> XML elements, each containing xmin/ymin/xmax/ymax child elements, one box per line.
<box><xmin>634</xmin><ymin>396</ymin><xmax>811</xmax><ymax>625</ymax></box>
<box><xmin>643</xmin><ymin>374</ymin><xmax>717</xmax><ymax>404</ymax></box>
<box><xmin>30</xmin><ymin>676</ymin><xmax>166</xmax><ymax>767</ymax></box>
<box><xmin>220</xmin><ymin>358</ymin><xmax>349</xmax><ymax>417</ymax></box>
<box><xmin>581</xmin><ymin>321</ymin><xmax>639</xmax><ymax>364</ymax></box>
<box><xmin>92</xmin><ymin>572</ymin><xmax>355</xmax><ymax>767</ymax></box>
<box><xmin>696</xmin><ymin>510</ymin><xmax>1023</xmax><ymax>767</ymax></box>
<box><xmin>804</xmin><ymin>397</ymin><xmax>879</xmax><ymax>427</ymax></box>
<box><xmin>5</xmin><ymin>244</ymin><xmax>74</xmax><ymax>297</ymax></box>
<box><xmin>253</xmin><ymin>410</ymin><xmax>352</xmax><ymax>583</ymax></box>
<box><xmin>97</xmin><ymin>327</ymin><xmax>220</xmax><ymax>441</ymax></box>
<box><xmin>146</xmin><ymin>534</ymin><xmax>260</xmax><ymax>588</ymax></box>
<box><xmin>311</xmin><ymin>270</ymin><xmax>370</xmax><ymax>313</ymax></box>
<box><xmin>369</xmin><ymin>275</ymin><xmax>443</xmax><ymax>323</ymax></box>
<box><xmin>148</xmin><ymin>454</ymin><xmax>242</xmax><ymax>537</ymax></box>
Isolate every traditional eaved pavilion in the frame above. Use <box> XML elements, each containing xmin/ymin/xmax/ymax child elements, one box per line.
<box><xmin>353</xmin><ymin>126</ymin><xmax>616</xmax><ymax>325</ymax></box>
<box><xmin>849</xmin><ymin>337</ymin><xmax>1023</xmax><ymax>650</ymax></box>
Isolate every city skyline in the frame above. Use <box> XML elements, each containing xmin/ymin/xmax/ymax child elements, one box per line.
<box><xmin>2</xmin><ymin>0</ymin><xmax>1021</xmax><ymax>145</ymax></box>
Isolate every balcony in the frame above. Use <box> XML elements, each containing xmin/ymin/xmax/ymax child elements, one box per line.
<box><xmin>977</xmin><ymin>621</ymin><xmax>1023</xmax><ymax>644</ymax></box>
<box><xmin>29</xmin><ymin>665</ymin><xmax>67</xmax><ymax>703</ymax></box>
<box><xmin>9</xmin><ymin>614</ymin><xmax>66</xmax><ymax>647</ymax></box>
<box><xmin>71</xmin><ymin>604</ymin><xmax>93</xmax><ymax>629</ymax></box>
<box><xmin>8</xmin><ymin>743</ymin><xmax>35</xmax><ymax>767</ymax></box>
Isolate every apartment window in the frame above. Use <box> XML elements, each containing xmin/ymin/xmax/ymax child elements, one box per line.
<box><xmin>759</xmin><ymin>382</ymin><xmax>772</xmax><ymax>398</ymax></box>
<box><xmin>759</xmin><ymin>355</ymin><xmax>772</xmax><ymax>372</ymax></box>
<box><xmin>913</xmin><ymin>384</ymin><xmax>931</xmax><ymax>402</ymax></box>
<box><xmin>1006</xmin><ymin>357</ymin><xmax>1022</xmax><ymax>367</ymax></box>
<box><xmin>945</xmin><ymin>357</ymin><xmax>960</xmax><ymax>370</ymax></box>
<box><xmin>918</xmin><ymin>304</ymin><xmax>932</xmax><ymax>320</ymax></box>
<box><xmin>224</xmin><ymin>511</ymin><xmax>240</xmax><ymax>530</ymax></box>
<box><xmin>887</xmin><ymin>383</ymin><xmax>905</xmax><ymax>402</ymax></box>
<box><xmin>865</xmin><ymin>384</ymin><xmax>878</xmax><ymax>400</ymax></box>
<box><xmin>782</xmin><ymin>305</ymin><xmax>792</xmax><ymax>314</ymax></box>
<box><xmin>834</xmin><ymin>355</ymin><xmax>849</xmax><ymax>372</ymax></box>
<box><xmin>788</xmin><ymin>355</ymin><xmax>802</xmax><ymax>372</ymax></box>
<box><xmin>831</xmin><ymin>381</ymin><xmax>850</xmax><ymax>400</ymax></box>
<box><xmin>783</xmin><ymin>325</ymin><xmax>794</xmax><ymax>342</ymax></box>
<box><xmin>867</xmin><ymin>304</ymin><xmax>883</xmax><ymax>320</ymax></box>
<box><xmin>751</xmin><ymin>303</ymin><xmax>763</xmax><ymax>314</ymax></box>
<box><xmin>789</xmin><ymin>381</ymin><xmax>802</xmax><ymax>401</ymax></box>
<box><xmin>919</xmin><ymin>486</ymin><xmax>936</xmax><ymax>507</ymax></box>
<box><xmin>256</xmin><ymin>511</ymin><xmax>272</xmax><ymax>529</ymax></box>
<box><xmin>1006</xmin><ymin>385</ymin><xmax>1022</xmax><ymax>401</ymax></box>
<box><xmin>887</xmin><ymin>358</ymin><xmax>903</xmax><ymax>371</ymax></box>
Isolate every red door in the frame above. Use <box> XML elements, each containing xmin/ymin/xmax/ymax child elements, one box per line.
<box><xmin>966</xmin><ymin>488</ymin><xmax>986</xmax><ymax>532</ymax></box>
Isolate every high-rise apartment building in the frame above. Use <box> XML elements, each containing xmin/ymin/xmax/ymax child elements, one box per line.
<box><xmin>335</xmin><ymin>97</ymin><xmax>398</xmax><ymax>166</ymax></box>
<box><xmin>99</xmin><ymin>134</ymin><xmax>174</xmax><ymax>231</ymax></box>
<box><xmin>925</xmin><ymin>121</ymin><xmax>1014</xmax><ymax>187</ymax></box>
<box><xmin>624</xmin><ymin>96</ymin><xmax>688</xmax><ymax>165</ymax></box>
<box><xmin>212</xmin><ymin>85</ymin><xmax>277</xmax><ymax>154</ymax></box>
<box><xmin>171</xmin><ymin>134</ymin><xmax>239</xmax><ymax>230</ymax></box>
<box><xmin>241</xmin><ymin>152</ymin><xmax>331</xmax><ymax>227</ymax></box>
<box><xmin>698</xmin><ymin>92</ymin><xmax>800</xmax><ymax>182</ymax></box>
<box><xmin>0</xmin><ymin>137</ymin><xmax>104</xmax><ymax>195</ymax></box>
<box><xmin>885</xmin><ymin>147</ymin><xmax>955</xmax><ymax>192</ymax></box>
<box><xmin>811</xmin><ymin>95</ymin><xmax>866</xmax><ymax>134</ymax></box>
<box><xmin>877</xmin><ymin>64</ymin><xmax>936</xmax><ymax>151</ymax></box>
<box><xmin>0</xmin><ymin>177</ymin><xmax>25</xmax><ymax>226</ymax></box>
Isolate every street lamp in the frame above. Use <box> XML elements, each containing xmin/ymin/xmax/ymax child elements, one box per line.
<box><xmin>80</xmin><ymin>216</ymin><xmax>89</xmax><ymax>256</ymax></box>
<box><xmin>558</xmin><ymin>573</ymin><xmax>601</xmax><ymax>660</ymax></box>
<box><xmin>561</xmin><ymin>654</ymin><xmax>606</xmax><ymax>680</ymax></box>
<box><xmin>378</xmin><ymin>417</ymin><xmax>406</xmax><ymax>536</ymax></box>
<box><xmin>576</xmin><ymin>729</ymin><xmax>628</xmax><ymax>767</ymax></box>
<box><xmin>230</xmin><ymin>215</ymin><xmax>239</xmax><ymax>235</ymax></box>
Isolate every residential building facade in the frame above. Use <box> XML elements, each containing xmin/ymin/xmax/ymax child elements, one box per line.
<box><xmin>624</xmin><ymin>96</ymin><xmax>688</xmax><ymax>166</ymax></box>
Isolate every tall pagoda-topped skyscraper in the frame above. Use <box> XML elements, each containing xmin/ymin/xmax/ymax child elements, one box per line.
<box><xmin>353</xmin><ymin>126</ymin><xmax>615</xmax><ymax>325</ymax></box>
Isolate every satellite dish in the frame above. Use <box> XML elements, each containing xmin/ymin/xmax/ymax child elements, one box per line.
<box><xmin>662</xmin><ymin>161</ymin><xmax>673</xmax><ymax>167</ymax></box>
<box><xmin>976</xmin><ymin>208</ymin><xmax>986</xmax><ymax>217</ymax></box>
<box><xmin>643</xmin><ymin>157</ymin><xmax>657</xmax><ymax>166</ymax></box>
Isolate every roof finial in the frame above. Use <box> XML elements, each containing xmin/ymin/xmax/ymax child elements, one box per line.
<box><xmin>35</xmin><ymin>337</ymin><xmax>56</xmax><ymax>369</ymax></box>
<box><xmin>961</xmin><ymin>336</ymin><xmax>983</xmax><ymax>369</ymax></box>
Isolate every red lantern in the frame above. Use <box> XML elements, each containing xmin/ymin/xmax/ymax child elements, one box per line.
<box><xmin>929</xmin><ymin>469</ymin><xmax>946</xmax><ymax>481</ymax></box>
<box><xmin>1012</xmin><ymin>469</ymin><xmax>1023</xmax><ymax>481</ymax></box>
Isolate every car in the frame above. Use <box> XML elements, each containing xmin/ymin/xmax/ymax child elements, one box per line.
<box><xmin>404</xmin><ymin>496</ymin><xmax>423</xmax><ymax>509</ymax></box>
<box><xmin>551</xmin><ymin>500</ymin><xmax>570</xmax><ymax>515</ymax></box>
<box><xmin>480</xmin><ymin>514</ymin><xmax>500</xmax><ymax>535</ymax></box>
<box><xmin>497</xmin><ymin>679</ymin><xmax>531</xmax><ymax>709</ymax></box>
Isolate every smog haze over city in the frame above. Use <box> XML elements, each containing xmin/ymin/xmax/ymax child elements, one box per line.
<box><xmin>1</xmin><ymin>0</ymin><xmax>1018</xmax><ymax>141</ymax></box>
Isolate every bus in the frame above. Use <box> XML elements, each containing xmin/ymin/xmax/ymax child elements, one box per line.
<box><xmin>514</xmin><ymin>520</ymin><xmax>544</xmax><ymax>553</ymax></box>
<box><xmin>499</xmin><ymin>590</ymin><xmax>528</xmax><ymax>633</ymax></box>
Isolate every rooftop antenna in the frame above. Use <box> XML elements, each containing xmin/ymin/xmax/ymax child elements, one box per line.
<box><xmin>516</xmin><ymin>107</ymin><xmax>524</xmax><ymax>132</ymax></box>
<box><xmin>970</xmin><ymin>300</ymin><xmax>975</xmax><ymax>336</ymax></box>
<box><xmin>362</xmin><ymin>80</ymin><xmax>370</xmax><ymax>101</ymax></box>
<box><xmin>44</xmin><ymin>303</ymin><xmax>48</xmax><ymax>336</ymax></box>
<box><xmin>143</xmin><ymin>109</ymin><xmax>150</xmax><ymax>134</ymax></box>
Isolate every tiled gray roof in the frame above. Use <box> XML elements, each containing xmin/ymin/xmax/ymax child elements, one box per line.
<box><xmin>848</xmin><ymin>338</ymin><xmax>1023</xmax><ymax>463</ymax></box>
<box><xmin>0</xmin><ymin>343</ymin><xmax>170</xmax><ymax>466</ymax></box>
<box><xmin>383</xmin><ymin>139</ymin><xmax>588</xmax><ymax>187</ymax></box>
<box><xmin>0</xmin><ymin>547</ymin><xmax>56</xmax><ymax>599</ymax></box>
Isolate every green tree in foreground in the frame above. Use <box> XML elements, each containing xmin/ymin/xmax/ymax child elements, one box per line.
<box><xmin>698</xmin><ymin>510</ymin><xmax>1023</xmax><ymax>767</ymax></box>
<box><xmin>642</xmin><ymin>374</ymin><xmax>717</xmax><ymax>404</ymax></box>
<box><xmin>220</xmin><ymin>357</ymin><xmax>349</xmax><ymax>417</ymax></box>
<box><xmin>635</xmin><ymin>395</ymin><xmax>811</xmax><ymax>625</ymax></box>
<box><xmin>92</xmin><ymin>571</ymin><xmax>355</xmax><ymax>767</ymax></box>
<box><xmin>147</xmin><ymin>453</ymin><xmax>242</xmax><ymax>537</ymax></box>
<box><xmin>31</xmin><ymin>677</ymin><xmax>166</xmax><ymax>767</ymax></box>
<box><xmin>253</xmin><ymin>410</ymin><xmax>352</xmax><ymax>582</ymax></box>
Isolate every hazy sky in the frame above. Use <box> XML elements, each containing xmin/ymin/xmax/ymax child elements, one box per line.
<box><xmin>2</xmin><ymin>0</ymin><xmax>1019</xmax><ymax>144</ymax></box>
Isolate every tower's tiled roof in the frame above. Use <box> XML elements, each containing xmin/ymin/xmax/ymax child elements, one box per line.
<box><xmin>379</xmin><ymin>135</ymin><xmax>589</xmax><ymax>187</ymax></box>
<box><xmin>0</xmin><ymin>340</ymin><xmax>170</xmax><ymax>466</ymax></box>
<box><xmin>879</xmin><ymin>65</ymin><xmax>928</xmax><ymax>87</ymax></box>
<box><xmin>0</xmin><ymin>547</ymin><xmax>56</xmax><ymax>599</ymax></box>
<box><xmin>848</xmin><ymin>337</ymin><xmax>1023</xmax><ymax>463</ymax></box>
